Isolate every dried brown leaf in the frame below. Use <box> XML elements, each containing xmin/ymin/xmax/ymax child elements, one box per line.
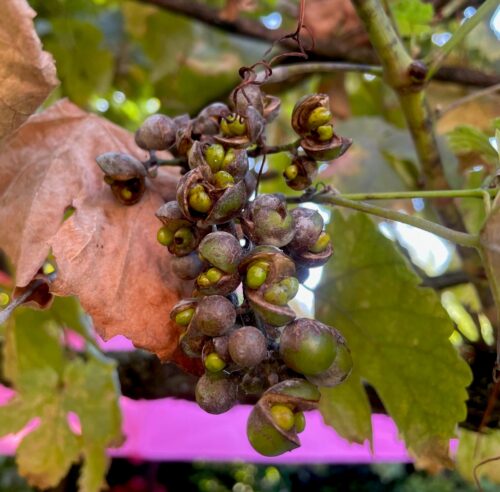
<box><xmin>304</xmin><ymin>0</ymin><xmax>368</xmax><ymax>46</ymax></box>
<box><xmin>0</xmin><ymin>99</ymin><xmax>185</xmax><ymax>360</ymax></box>
<box><xmin>0</xmin><ymin>0</ymin><xmax>58</xmax><ymax>142</ymax></box>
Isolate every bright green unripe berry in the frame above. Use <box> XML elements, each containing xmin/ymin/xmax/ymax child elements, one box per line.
<box><xmin>42</xmin><ymin>261</ymin><xmax>56</xmax><ymax>276</ymax></box>
<box><xmin>175</xmin><ymin>307</ymin><xmax>195</xmax><ymax>326</ymax></box>
<box><xmin>263</xmin><ymin>284</ymin><xmax>289</xmax><ymax>306</ymax></box>
<box><xmin>294</xmin><ymin>412</ymin><xmax>306</xmax><ymax>433</ymax></box>
<box><xmin>206</xmin><ymin>267</ymin><xmax>223</xmax><ymax>284</ymax></box>
<box><xmin>246</xmin><ymin>265</ymin><xmax>268</xmax><ymax>289</ymax></box>
<box><xmin>174</xmin><ymin>227</ymin><xmax>195</xmax><ymax>246</ymax></box>
<box><xmin>205</xmin><ymin>352</ymin><xmax>226</xmax><ymax>372</ymax></box>
<box><xmin>222</xmin><ymin>149</ymin><xmax>235</xmax><ymax>168</ymax></box>
<box><xmin>0</xmin><ymin>292</ymin><xmax>10</xmax><ymax>307</ymax></box>
<box><xmin>220</xmin><ymin>118</ymin><xmax>230</xmax><ymax>136</ymax></box>
<box><xmin>188</xmin><ymin>188</ymin><xmax>212</xmax><ymax>213</ymax></box>
<box><xmin>213</xmin><ymin>170</ymin><xmax>235</xmax><ymax>189</ymax></box>
<box><xmin>205</xmin><ymin>144</ymin><xmax>225</xmax><ymax>172</ymax></box>
<box><xmin>309</xmin><ymin>232</ymin><xmax>331</xmax><ymax>253</ymax></box>
<box><xmin>121</xmin><ymin>187</ymin><xmax>133</xmax><ymax>200</ymax></box>
<box><xmin>307</xmin><ymin>107</ymin><xmax>332</xmax><ymax>130</ymax></box>
<box><xmin>281</xmin><ymin>277</ymin><xmax>299</xmax><ymax>300</ymax></box>
<box><xmin>222</xmin><ymin>114</ymin><xmax>246</xmax><ymax>137</ymax></box>
<box><xmin>157</xmin><ymin>226</ymin><xmax>174</xmax><ymax>246</ymax></box>
<box><xmin>189</xmin><ymin>184</ymin><xmax>205</xmax><ymax>195</ymax></box>
<box><xmin>280</xmin><ymin>319</ymin><xmax>338</xmax><ymax>376</ymax></box>
<box><xmin>197</xmin><ymin>274</ymin><xmax>211</xmax><ymax>288</ymax></box>
<box><xmin>316</xmin><ymin>124</ymin><xmax>334</xmax><ymax>141</ymax></box>
<box><xmin>284</xmin><ymin>165</ymin><xmax>299</xmax><ymax>180</ymax></box>
<box><xmin>270</xmin><ymin>405</ymin><xmax>295</xmax><ymax>431</ymax></box>
<box><xmin>227</xmin><ymin>115</ymin><xmax>247</xmax><ymax>136</ymax></box>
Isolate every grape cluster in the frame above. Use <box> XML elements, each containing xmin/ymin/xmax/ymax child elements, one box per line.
<box><xmin>96</xmin><ymin>86</ymin><xmax>353</xmax><ymax>456</ymax></box>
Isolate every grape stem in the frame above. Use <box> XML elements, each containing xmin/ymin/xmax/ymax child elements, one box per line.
<box><xmin>153</xmin><ymin>140</ymin><xmax>302</xmax><ymax>169</ymax></box>
<box><xmin>288</xmin><ymin>187</ymin><xmax>488</xmax><ymax>249</ymax></box>
<box><xmin>155</xmin><ymin>157</ymin><xmax>188</xmax><ymax>167</ymax></box>
<box><xmin>325</xmin><ymin>188</ymin><xmax>498</xmax><ymax>201</ymax></box>
<box><xmin>248</xmin><ymin>139</ymin><xmax>302</xmax><ymax>157</ymax></box>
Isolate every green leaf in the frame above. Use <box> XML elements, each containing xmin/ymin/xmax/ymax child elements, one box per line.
<box><xmin>319</xmin><ymin>369</ymin><xmax>372</xmax><ymax>444</ymax></box>
<box><xmin>63</xmin><ymin>356</ymin><xmax>122</xmax><ymax>444</ymax></box>
<box><xmin>50</xmin><ymin>296</ymin><xmax>95</xmax><ymax>344</ymax></box>
<box><xmin>3</xmin><ymin>308</ymin><xmax>64</xmax><ymax>385</ymax></box>
<box><xmin>16</xmin><ymin>395</ymin><xmax>80</xmax><ymax>490</ymax></box>
<box><xmin>123</xmin><ymin>3</ymin><xmax>194</xmax><ymax>82</ymax></box>
<box><xmin>391</xmin><ymin>0</ymin><xmax>434</xmax><ymax>37</ymax></box>
<box><xmin>44</xmin><ymin>19</ymin><xmax>113</xmax><ymax>105</ymax></box>
<box><xmin>2</xmin><ymin>304</ymin><xmax>122</xmax><ymax>491</ymax></box>
<box><xmin>446</xmin><ymin>125</ymin><xmax>498</xmax><ymax>166</ymax></box>
<box><xmin>79</xmin><ymin>444</ymin><xmax>109</xmax><ymax>492</ymax></box>
<box><xmin>64</xmin><ymin>356</ymin><xmax>122</xmax><ymax>491</ymax></box>
<box><xmin>329</xmin><ymin>117</ymin><xmax>419</xmax><ymax>193</ymax></box>
<box><xmin>0</xmin><ymin>400</ymin><xmax>35</xmax><ymax>437</ymax></box>
<box><xmin>316</xmin><ymin>211</ymin><xmax>472</xmax><ymax>461</ymax></box>
<box><xmin>456</xmin><ymin>429</ymin><xmax>500</xmax><ymax>483</ymax></box>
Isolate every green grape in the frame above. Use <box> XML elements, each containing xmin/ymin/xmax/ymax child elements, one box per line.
<box><xmin>309</xmin><ymin>232</ymin><xmax>331</xmax><ymax>253</ymax></box>
<box><xmin>188</xmin><ymin>188</ymin><xmax>212</xmax><ymax>213</ymax></box>
<box><xmin>246</xmin><ymin>264</ymin><xmax>268</xmax><ymax>289</ymax></box>
<box><xmin>42</xmin><ymin>261</ymin><xmax>56</xmax><ymax>275</ymax></box>
<box><xmin>121</xmin><ymin>187</ymin><xmax>133</xmax><ymax>200</ymax></box>
<box><xmin>284</xmin><ymin>165</ymin><xmax>299</xmax><ymax>180</ymax></box>
<box><xmin>205</xmin><ymin>144</ymin><xmax>225</xmax><ymax>172</ymax></box>
<box><xmin>157</xmin><ymin>226</ymin><xmax>174</xmax><ymax>246</ymax></box>
<box><xmin>0</xmin><ymin>292</ymin><xmax>10</xmax><ymax>307</ymax></box>
<box><xmin>316</xmin><ymin>125</ymin><xmax>334</xmax><ymax>141</ymax></box>
<box><xmin>222</xmin><ymin>149</ymin><xmax>236</xmax><ymax>168</ymax></box>
<box><xmin>307</xmin><ymin>107</ymin><xmax>332</xmax><ymax>130</ymax></box>
<box><xmin>175</xmin><ymin>307</ymin><xmax>195</xmax><ymax>326</ymax></box>
<box><xmin>294</xmin><ymin>412</ymin><xmax>306</xmax><ymax>433</ymax></box>
<box><xmin>213</xmin><ymin>170</ymin><xmax>235</xmax><ymax>189</ymax></box>
<box><xmin>263</xmin><ymin>284</ymin><xmax>289</xmax><ymax>306</ymax></box>
<box><xmin>270</xmin><ymin>405</ymin><xmax>295</xmax><ymax>431</ymax></box>
<box><xmin>205</xmin><ymin>352</ymin><xmax>226</xmax><ymax>372</ymax></box>
<box><xmin>205</xmin><ymin>267</ymin><xmax>223</xmax><ymax>284</ymax></box>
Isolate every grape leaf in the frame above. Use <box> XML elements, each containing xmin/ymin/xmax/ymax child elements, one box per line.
<box><xmin>0</xmin><ymin>0</ymin><xmax>58</xmax><ymax>142</ymax></box>
<box><xmin>16</xmin><ymin>395</ymin><xmax>81</xmax><ymax>490</ymax></box>
<box><xmin>447</xmin><ymin>125</ymin><xmax>498</xmax><ymax>166</ymax></box>
<box><xmin>322</xmin><ymin>117</ymin><xmax>419</xmax><ymax>193</ymax></box>
<box><xmin>319</xmin><ymin>368</ymin><xmax>372</xmax><ymax>444</ymax></box>
<box><xmin>1</xmin><ymin>305</ymin><xmax>122</xmax><ymax>491</ymax></box>
<box><xmin>316</xmin><ymin>211</ymin><xmax>472</xmax><ymax>462</ymax></box>
<box><xmin>456</xmin><ymin>429</ymin><xmax>500</xmax><ymax>483</ymax></box>
<box><xmin>43</xmin><ymin>19</ymin><xmax>113</xmax><ymax>106</ymax></box>
<box><xmin>0</xmin><ymin>100</ymin><xmax>184</xmax><ymax>360</ymax></box>
<box><xmin>63</xmin><ymin>355</ymin><xmax>122</xmax><ymax>492</ymax></box>
<box><xmin>391</xmin><ymin>0</ymin><xmax>434</xmax><ymax>37</ymax></box>
<box><xmin>79</xmin><ymin>443</ymin><xmax>109</xmax><ymax>492</ymax></box>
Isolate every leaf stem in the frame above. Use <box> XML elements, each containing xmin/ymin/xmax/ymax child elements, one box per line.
<box><xmin>263</xmin><ymin>63</ymin><xmax>383</xmax><ymax>84</ymax></box>
<box><xmin>0</xmin><ymin>279</ymin><xmax>45</xmax><ymax>326</ymax></box>
<box><xmin>248</xmin><ymin>139</ymin><xmax>302</xmax><ymax>157</ymax></box>
<box><xmin>425</xmin><ymin>0</ymin><xmax>499</xmax><ymax>81</ymax></box>
<box><xmin>435</xmin><ymin>82</ymin><xmax>500</xmax><ymax>118</ymax></box>
<box><xmin>289</xmin><ymin>191</ymin><xmax>480</xmax><ymax>248</ymax></box>
<box><xmin>156</xmin><ymin>157</ymin><xmax>188</xmax><ymax>167</ymax></box>
<box><xmin>332</xmin><ymin>188</ymin><xmax>498</xmax><ymax>201</ymax></box>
